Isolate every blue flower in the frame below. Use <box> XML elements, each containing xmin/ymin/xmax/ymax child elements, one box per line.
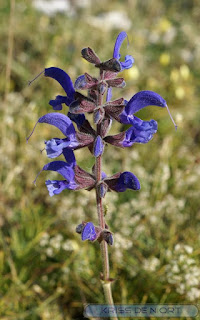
<box><xmin>45</xmin><ymin>67</ymin><xmax>75</xmax><ymax>109</ymax></box>
<box><xmin>35</xmin><ymin>160</ymin><xmax>77</xmax><ymax>196</ymax></box>
<box><xmin>115</xmin><ymin>171</ymin><xmax>140</xmax><ymax>192</ymax></box>
<box><xmin>46</xmin><ymin>180</ymin><xmax>73</xmax><ymax>196</ymax></box>
<box><xmin>45</xmin><ymin>67</ymin><xmax>85</xmax><ymax>128</ymax></box>
<box><xmin>113</xmin><ymin>31</ymin><xmax>134</xmax><ymax>71</ymax></box>
<box><xmin>104</xmin><ymin>171</ymin><xmax>140</xmax><ymax>192</ymax></box>
<box><xmin>120</xmin><ymin>90</ymin><xmax>167</xmax><ymax>124</ymax></box>
<box><xmin>122</xmin><ymin>116</ymin><xmax>158</xmax><ymax>146</ymax></box>
<box><xmin>81</xmin><ymin>222</ymin><xmax>97</xmax><ymax>241</ymax></box>
<box><xmin>120</xmin><ymin>90</ymin><xmax>170</xmax><ymax>146</ymax></box>
<box><xmin>27</xmin><ymin>112</ymin><xmax>79</xmax><ymax>159</ymax></box>
<box><xmin>45</xmin><ymin>138</ymin><xmax>74</xmax><ymax>159</ymax></box>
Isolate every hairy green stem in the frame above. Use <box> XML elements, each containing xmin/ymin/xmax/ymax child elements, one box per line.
<box><xmin>95</xmin><ymin>159</ymin><xmax>118</xmax><ymax>320</ymax></box>
<box><xmin>94</xmin><ymin>72</ymin><xmax>118</xmax><ymax>320</ymax></box>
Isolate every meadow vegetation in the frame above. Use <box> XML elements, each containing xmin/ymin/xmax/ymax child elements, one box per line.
<box><xmin>0</xmin><ymin>0</ymin><xmax>200</xmax><ymax>319</ymax></box>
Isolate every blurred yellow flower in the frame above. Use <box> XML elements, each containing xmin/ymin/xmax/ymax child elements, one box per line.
<box><xmin>175</xmin><ymin>113</ymin><xmax>183</xmax><ymax>126</ymax></box>
<box><xmin>170</xmin><ymin>69</ymin><xmax>179</xmax><ymax>82</ymax></box>
<box><xmin>159</xmin><ymin>53</ymin><xmax>170</xmax><ymax>66</ymax></box>
<box><xmin>124</xmin><ymin>66</ymin><xmax>140</xmax><ymax>80</ymax></box>
<box><xmin>158</xmin><ymin>18</ymin><xmax>172</xmax><ymax>32</ymax></box>
<box><xmin>46</xmin><ymin>58</ymin><xmax>59</xmax><ymax>68</ymax></box>
<box><xmin>180</xmin><ymin>64</ymin><xmax>190</xmax><ymax>80</ymax></box>
<box><xmin>147</xmin><ymin>77</ymin><xmax>159</xmax><ymax>89</ymax></box>
<box><xmin>175</xmin><ymin>87</ymin><xmax>185</xmax><ymax>99</ymax></box>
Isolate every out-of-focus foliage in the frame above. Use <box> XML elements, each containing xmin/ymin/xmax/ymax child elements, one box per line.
<box><xmin>0</xmin><ymin>0</ymin><xmax>200</xmax><ymax>319</ymax></box>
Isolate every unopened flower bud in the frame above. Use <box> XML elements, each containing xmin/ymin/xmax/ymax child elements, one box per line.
<box><xmin>106</xmin><ymin>78</ymin><xmax>126</xmax><ymax>88</ymax></box>
<box><xmin>81</xmin><ymin>47</ymin><xmax>101</xmax><ymax>64</ymax></box>
<box><xmin>93</xmin><ymin>108</ymin><xmax>105</xmax><ymax>125</ymax></box>
<box><xmin>76</xmin><ymin>222</ymin><xmax>86</xmax><ymax>234</ymax></box>
<box><xmin>95</xmin><ymin>58</ymin><xmax>121</xmax><ymax>72</ymax></box>
<box><xmin>93</xmin><ymin>136</ymin><xmax>104</xmax><ymax>157</ymax></box>
<box><xmin>101</xmin><ymin>230</ymin><xmax>114</xmax><ymax>246</ymax></box>
<box><xmin>98</xmin><ymin>83</ymin><xmax>107</xmax><ymax>95</ymax></box>
<box><xmin>98</xmin><ymin>182</ymin><xmax>108</xmax><ymax>198</ymax></box>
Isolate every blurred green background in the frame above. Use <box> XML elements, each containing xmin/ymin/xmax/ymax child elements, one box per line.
<box><xmin>1</xmin><ymin>0</ymin><xmax>200</xmax><ymax>319</ymax></box>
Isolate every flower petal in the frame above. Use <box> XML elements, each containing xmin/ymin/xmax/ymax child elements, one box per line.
<box><xmin>113</xmin><ymin>31</ymin><xmax>128</xmax><ymax>60</ymax></box>
<box><xmin>45</xmin><ymin>67</ymin><xmax>75</xmax><ymax>99</ymax></box>
<box><xmin>38</xmin><ymin>113</ymin><xmax>76</xmax><ymax>137</ymax></box>
<box><xmin>120</xmin><ymin>55</ymin><xmax>134</xmax><ymax>70</ymax></box>
<box><xmin>43</xmin><ymin>161</ymin><xmax>75</xmax><ymax>182</ymax></box>
<box><xmin>45</xmin><ymin>138</ymin><xmax>70</xmax><ymax>158</ymax></box>
<box><xmin>81</xmin><ymin>222</ymin><xmax>97</xmax><ymax>241</ymax></box>
<box><xmin>63</xmin><ymin>148</ymin><xmax>76</xmax><ymax>167</ymax></box>
<box><xmin>106</xmin><ymin>171</ymin><xmax>140</xmax><ymax>192</ymax></box>
<box><xmin>113</xmin><ymin>31</ymin><xmax>134</xmax><ymax>70</ymax></box>
<box><xmin>123</xmin><ymin>117</ymin><xmax>158</xmax><ymax>147</ymax></box>
<box><xmin>45</xmin><ymin>180</ymin><xmax>71</xmax><ymax>196</ymax></box>
<box><xmin>49</xmin><ymin>95</ymin><xmax>72</xmax><ymax>110</ymax></box>
<box><xmin>67</xmin><ymin>112</ymin><xmax>86</xmax><ymax>129</ymax></box>
<box><xmin>106</xmin><ymin>87</ymin><xmax>112</xmax><ymax>102</ymax></box>
<box><xmin>116</xmin><ymin>172</ymin><xmax>141</xmax><ymax>192</ymax></box>
<box><xmin>120</xmin><ymin>90</ymin><xmax>167</xmax><ymax>124</ymax></box>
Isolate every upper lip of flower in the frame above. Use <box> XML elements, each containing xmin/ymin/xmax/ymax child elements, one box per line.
<box><xmin>44</xmin><ymin>67</ymin><xmax>75</xmax><ymax>103</ymax></box>
<box><xmin>113</xmin><ymin>31</ymin><xmax>135</xmax><ymax>70</ymax></box>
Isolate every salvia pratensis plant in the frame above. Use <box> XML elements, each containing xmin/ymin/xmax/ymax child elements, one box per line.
<box><xmin>28</xmin><ymin>31</ymin><xmax>176</xmax><ymax>318</ymax></box>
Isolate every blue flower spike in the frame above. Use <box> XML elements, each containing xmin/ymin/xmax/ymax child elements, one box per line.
<box><xmin>81</xmin><ymin>222</ymin><xmax>97</xmax><ymax>241</ymax></box>
<box><xmin>28</xmin><ymin>31</ymin><xmax>176</xmax><ymax>257</ymax></box>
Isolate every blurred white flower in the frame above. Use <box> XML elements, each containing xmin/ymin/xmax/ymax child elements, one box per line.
<box><xmin>114</xmin><ymin>233</ymin><xmax>132</xmax><ymax>250</ymax></box>
<box><xmin>62</xmin><ymin>240</ymin><xmax>78</xmax><ymax>251</ymax></box>
<box><xmin>46</xmin><ymin>247</ymin><xmax>54</xmax><ymax>257</ymax></box>
<box><xmin>171</xmin><ymin>264</ymin><xmax>180</xmax><ymax>274</ymax></box>
<box><xmin>88</xmin><ymin>11</ymin><xmax>131</xmax><ymax>30</ymax></box>
<box><xmin>176</xmin><ymin>283</ymin><xmax>185</xmax><ymax>295</ymax></box>
<box><xmin>186</xmin><ymin>288</ymin><xmax>200</xmax><ymax>301</ymax></box>
<box><xmin>163</xmin><ymin>27</ymin><xmax>176</xmax><ymax>45</ymax></box>
<box><xmin>165</xmin><ymin>243</ymin><xmax>200</xmax><ymax>300</ymax></box>
<box><xmin>39</xmin><ymin>232</ymin><xmax>50</xmax><ymax>247</ymax></box>
<box><xmin>184</xmin><ymin>245</ymin><xmax>193</xmax><ymax>254</ymax></box>
<box><xmin>143</xmin><ymin>257</ymin><xmax>160</xmax><ymax>272</ymax></box>
<box><xmin>33</xmin><ymin>0</ymin><xmax>72</xmax><ymax>16</ymax></box>
<box><xmin>49</xmin><ymin>237</ymin><xmax>61</xmax><ymax>250</ymax></box>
